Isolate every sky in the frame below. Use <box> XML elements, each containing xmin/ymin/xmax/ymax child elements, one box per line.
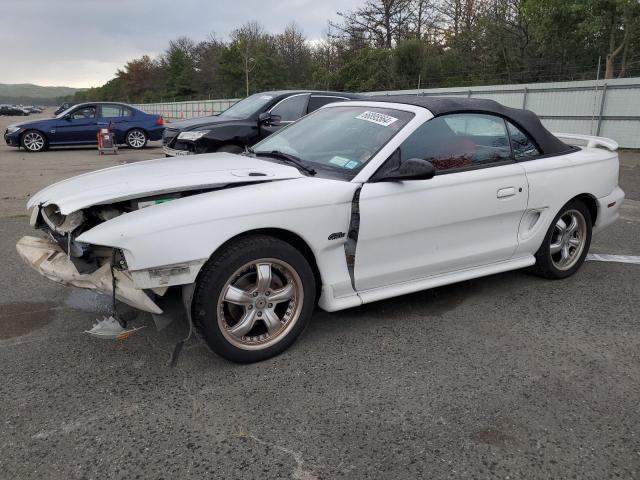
<box><xmin>0</xmin><ymin>0</ymin><xmax>361</xmax><ymax>88</ymax></box>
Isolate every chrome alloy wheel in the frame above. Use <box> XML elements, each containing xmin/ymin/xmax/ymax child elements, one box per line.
<box><xmin>550</xmin><ymin>209</ymin><xmax>587</xmax><ymax>271</ymax></box>
<box><xmin>127</xmin><ymin>130</ymin><xmax>146</xmax><ymax>148</ymax></box>
<box><xmin>217</xmin><ymin>258</ymin><xmax>303</xmax><ymax>350</ymax></box>
<box><xmin>23</xmin><ymin>131</ymin><xmax>45</xmax><ymax>151</ymax></box>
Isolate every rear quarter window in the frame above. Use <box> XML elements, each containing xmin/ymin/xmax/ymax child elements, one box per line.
<box><xmin>507</xmin><ymin>122</ymin><xmax>540</xmax><ymax>160</ymax></box>
<box><xmin>307</xmin><ymin>96</ymin><xmax>348</xmax><ymax>113</ymax></box>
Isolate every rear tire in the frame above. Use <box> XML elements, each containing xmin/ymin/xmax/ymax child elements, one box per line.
<box><xmin>21</xmin><ymin>130</ymin><xmax>47</xmax><ymax>152</ymax></box>
<box><xmin>530</xmin><ymin>199</ymin><xmax>592</xmax><ymax>279</ymax></box>
<box><xmin>125</xmin><ymin>129</ymin><xmax>148</xmax><ymax>149</ymax></box>
<box><xmin>192</xmin><ymin>235</ymin><xmax>316</xmax><ymax>363</ymax></box>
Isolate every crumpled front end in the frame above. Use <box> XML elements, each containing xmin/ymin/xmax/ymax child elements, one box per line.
<box><xmin>16</xmin><ymin>235</ymin><xmax>162</xmax><ymax>314</ymax></box>
<box><xmin>15</xmin><ymin>197</ymin><xmax>173</xmax><ymax>316</ymax></box>
<box><xmin>17</xmin><ymin>155</ymin><xmax>308</xmax><ymax>328</ymax></box>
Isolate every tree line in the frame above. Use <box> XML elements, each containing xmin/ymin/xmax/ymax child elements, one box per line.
<box><xmin>72</xmin><ymin>0</ymin><xmax>640</xmax><ymax>104</ymax></box>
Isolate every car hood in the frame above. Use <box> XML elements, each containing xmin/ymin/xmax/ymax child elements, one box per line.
<box><xmin>27</xmin><ymin>153</ymin><xmax>303</xmax><ymax>214</ymax></box>
<box><xmin>168</xmin><ymin>115</ymin><xmax>242</xmax><ymax>130</ymax></box>
<box><xmin>9</xmin><ymin>117</ymin><xmax>53</xmax><ymax>129</ymax></box>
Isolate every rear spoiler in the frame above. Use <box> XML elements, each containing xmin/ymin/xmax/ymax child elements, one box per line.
<box><xmin>553</xmin><ymin>133</ymin><xmax>618</xmax><ymax>152</ymax></box>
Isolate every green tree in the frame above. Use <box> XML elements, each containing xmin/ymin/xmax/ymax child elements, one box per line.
<box><xmin>162</xmin><ymin>37</ymin><xmax>197</xmax><ymax>100</ymax></box>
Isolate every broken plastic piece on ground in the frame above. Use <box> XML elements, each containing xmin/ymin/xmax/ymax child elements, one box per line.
<box><xmin>85</xmin><ymin>316</ymin><xmax>145</xmax><ymax>340</ymax></box>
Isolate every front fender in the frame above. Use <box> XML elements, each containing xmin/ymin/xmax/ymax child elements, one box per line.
<box><xmin>202</xmin><ymin>121</ymin><xmax>257</xmax><ymax>145</ymax></box>
<box><xmin>76</xmin><ymin>178</ymin><xmax>359</xmax><ymax>295</ymax></box>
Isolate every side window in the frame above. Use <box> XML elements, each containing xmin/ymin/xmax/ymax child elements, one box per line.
<box><xmin>507</xmin><ymin>121</ymin><xmax>540</xmax><ymax>160</ymax></box>
<box><xmin>122</xmin><ymin>107</ymin><xmax>133</xmax><ymax>117</ymax></box>
<box><xmin>307</xmin><ymin>96</ymin><xmax>347</xmax><ymax>113</ymax></box>
<box><xmin>396</xmin><ymin>113</ymin><xmax>512</xmax><ymax>173</ymax></box>
<box><xmin>270</xmin><ymin>94</ymin><xmax>309</xmax><ymax>122</ymax></box>
<box><xmin>71</xmin><ymin>107</ymin><xmax>96</xmax><ymax>120</ymax></box>
<box><xmin>101</xmin><ymin>105</ymin><xmax>123</xmax><ymax>118</ymax></box>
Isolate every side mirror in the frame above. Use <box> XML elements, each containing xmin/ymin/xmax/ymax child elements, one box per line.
<box><xmin>372</xmin><ymin>158</ymin><xmax>436</xmax><ymax>182</ymax></box>
<box><xmin>64</xmin><ymin>114</ymin><xmax>72</xmax><ymax>121</ymax></box>
<box><xmin>258</xmin><ymin>112</ymin><xmax>281</xmax><ymax>126</ymax></box>
<box><xmin>258</xmin><ymin>112</ymin><xmax>272</xmax><ymax>125</ymax></box>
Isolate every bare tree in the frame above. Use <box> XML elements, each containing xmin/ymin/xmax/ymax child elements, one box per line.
<box><xmin>275</xmin><ymin>23</ymin><xmax>312</xmax><ymax>85</ymax></box>
<box><xmin>410</xmin><ymin>0</ymin><xmax>443</xmax><ymax>42</ymax></box>
<box><xmin>231</xmin><ymin>22</ymin><xmax>266</xmax><ymax>95</ymax></box>
<box><xmin>603</xmin><ymin>0</ymin><xmax>639</xmax><ymax>78</ymax></box>
<box><xmin>330</xmin><ymin>0</ymin><xmax>413</xmax><ymax>48</ymax></box>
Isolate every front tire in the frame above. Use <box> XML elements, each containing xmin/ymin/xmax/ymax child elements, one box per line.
<box><xmin>192</xmin><ymin>235</ymin><xmax>316</xmax><ymax>363</ymax></box>
<box><xmin>125</xmin><ymin>129</ymin><xmax>148</xmax><ymax>149</ymax></box>
<box><xmin>21</xmin><ymin>130</ymin><xmax>47</xmax><ymax>152</ymax></box>
<box><xmin>530</xmin><ymin>199</ymin><xmax>592</xmax><ymax>279</ymax></box>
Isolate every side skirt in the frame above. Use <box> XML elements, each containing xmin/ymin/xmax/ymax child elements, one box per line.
<box><xmin>318</xmin><ymin>255</ymin><xmax>536</xmax><ymax>312</ymax></box>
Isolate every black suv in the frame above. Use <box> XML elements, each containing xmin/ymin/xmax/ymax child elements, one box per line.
<box><xmin>162</xmin><ymin>90</ymin><xmax>362</xmax><ymax>156</ymax></box>
<box><xmin>54</xmin><ymin>102</ymin><xmax>77</xmax><ymax>116</ymax></box>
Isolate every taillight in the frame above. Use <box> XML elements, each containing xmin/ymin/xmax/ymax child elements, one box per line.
<box><xmin>156</xmin><ymin>116</ymin><xmax>164</xmax><ymax>126</ymax></box>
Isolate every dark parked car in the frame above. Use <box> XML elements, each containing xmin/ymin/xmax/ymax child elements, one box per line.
<box><xmin>0</xmin><ymin>105</ymin><xmax>29</xmax><ymax>116</ymax></box>
<box><xmin>54</xmin><ymin>102</ymin><xmax>77</xmax><ymax>116</ymax></box>
<box><xmin>162</xmin><ymin>90</ymin><xmax>363</xmax><ymax>156</ymax></box>
<box><xmin>4</xmin><ymin>102</ymin><xmax>165</xmax><ymax>152</ymax></box>
<box><xmin>23</xmin><ymin>106</ymin><xmax>44</xmax><ymax>114</ymax></box>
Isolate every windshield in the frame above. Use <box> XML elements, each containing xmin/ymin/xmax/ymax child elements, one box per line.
<box><xmin>252</xmin><ymin>105</ymin><xmax>414</xmax><ymax>176</ymax></box>
<box><xmin>219</xmin><ymin>93</ymin><xmax>276</xmax><ymax>118</ymax></box>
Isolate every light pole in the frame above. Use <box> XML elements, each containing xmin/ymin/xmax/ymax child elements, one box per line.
<box><xmin>245</xmin><ymin>57</ymin><xmax>256</xmax><ymax>97</ymax></box>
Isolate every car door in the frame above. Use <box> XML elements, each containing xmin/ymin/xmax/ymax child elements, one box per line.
<box><xmin>98</xmin><ymin>104</ymin><xmax>132</xmax><ymax>142</ymax></box>
<box><xmin>354</xmin><ymin>113</ymin><xmax>529</xmax><ymax>291</ymax></box>
<box><xmin>259</xmin><ymin>93</ymin><xmax>310</xmax><ymax>139</ymax></box>
<box><xmin>53</xmin><ymin>105</ymin><xmax>98</xmax><ymax>144</ymax></box>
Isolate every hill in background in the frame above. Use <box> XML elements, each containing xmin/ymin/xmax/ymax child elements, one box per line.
<box><xmin>0</xmin><ymin>83</ymin><xmax>79</xmax><ymax>105</ymax></box>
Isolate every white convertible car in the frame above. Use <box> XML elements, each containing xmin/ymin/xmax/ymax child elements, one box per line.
<box><xmin>17</xmin><ymin>97</ymin><xmax>624</xmax><ymax>362</ymax></box>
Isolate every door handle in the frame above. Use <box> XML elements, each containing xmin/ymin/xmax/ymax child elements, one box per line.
<box><xmin>497</xmin><ymin>187</ymin><xmax>516</xmax><ymax>198</ymax></box>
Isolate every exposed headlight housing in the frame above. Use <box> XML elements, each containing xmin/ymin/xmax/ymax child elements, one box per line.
<box><xmin>41</xmin><ymin>204</ymin><xmax>84</xmax><ymax>233</ymax></box>
<box><xmin>6</xmin><ymin>126</ymin><xmax>21</xmax><ymax>134</ymax></box>
<box><xmin>177</xmin><ymin>130</ymin><xmax>210</xmax><ymax>141</ymax></box>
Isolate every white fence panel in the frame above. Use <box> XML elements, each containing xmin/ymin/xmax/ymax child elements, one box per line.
<box><xmin>369</xmin><ymin>77</ymin><xmax>640</xmax><ymax>147</ymax></box>
<box><xmin>133</xmin><ymin>77</ymin><xmax>640</xmax><ymax>147</ymax></box>
<box><xmin>133</xmin><ymin>99</ymin><xmax>240</xmax><ymax>121</ymax></box>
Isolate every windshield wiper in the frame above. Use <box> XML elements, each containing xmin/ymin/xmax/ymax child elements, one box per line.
<box><xmin>252</xmin><ymin>150</ymin><xmax>317</xmax><ymax>176</ymax></box>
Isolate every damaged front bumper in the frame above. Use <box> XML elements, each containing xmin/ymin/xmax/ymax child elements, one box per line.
<box><xmin>16</xmin><ymin>236</ymin><xmax>163</xmax><ymax>314</ymax></box>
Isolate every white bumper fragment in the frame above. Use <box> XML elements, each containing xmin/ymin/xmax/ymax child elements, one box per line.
<box><xmin>16</xmin><ymin>236</ymin><xmax>163</xmax><ymax>314</ymax></box>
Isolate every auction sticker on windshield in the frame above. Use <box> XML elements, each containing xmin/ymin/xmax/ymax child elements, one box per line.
<box><xmin>345</xmin><ymin>160</ymin><xmax>360</xmax><ymax>169</ymax></box>
<box><xmin>355</xmin><ymin>111</ymin><xmax>398</xmax><ymax>127</ymax></box>
<box><xmin>329</xmin><ymin>156</ymin><xmax>350</xmax><ymax>167</ymax></box>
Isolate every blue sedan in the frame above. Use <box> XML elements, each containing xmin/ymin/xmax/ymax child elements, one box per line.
<box><xmin>3</xmin><ymin>102</ymin><xmax>165</xmax><ymax>152</ymax></box>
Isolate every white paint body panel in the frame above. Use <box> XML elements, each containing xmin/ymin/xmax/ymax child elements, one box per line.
<box><xmin>514</xmin><ymin>146</ymin><xmax>621</xmax><ymax>257</ymax></box>
<box><xmin>356</xmin><ymin>163</ymin><xmax>528</xmax><ymax>290</ymax></box>
<box><xmin>76</xmin><ymin>177</ymin><xmax>360</xmax><ymax>310</ymax></box>
<box><xmin>24</xmin><ymin>102</ymin><xmax>624</xmax><ymax>313</ymax></box>
<box><xmin>27</xmin><ymin>153</ymin><xmax>303</xmax><ymax>214</ymax></box>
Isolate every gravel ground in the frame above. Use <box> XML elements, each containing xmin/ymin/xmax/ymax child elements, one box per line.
<box><xmin>0</xmin><ymin>111</ymin><xmax>639</xmax><ymax>479</ymax></box>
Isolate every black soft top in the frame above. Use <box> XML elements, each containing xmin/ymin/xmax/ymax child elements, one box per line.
<box><xmin>368</xmin><ymin>95</ymin><xmax>571</xmax><ymax>155</ymax></box>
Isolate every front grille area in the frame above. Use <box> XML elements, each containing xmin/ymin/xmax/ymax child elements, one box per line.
<box><xmin>162</xmin><ymin>128</ymin><xmax>179</xmax><ymax>146</ymax></box>
<box><xmin>172</xmin><ymin>141</ymin><xmax>192</xmax><ymax>151</ymax></box>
